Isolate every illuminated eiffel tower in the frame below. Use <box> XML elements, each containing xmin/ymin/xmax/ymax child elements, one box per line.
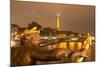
<box><xmin>56</xmin><ymin>14</ymin><xmax>61</xmax><ymax>31</ymax></box>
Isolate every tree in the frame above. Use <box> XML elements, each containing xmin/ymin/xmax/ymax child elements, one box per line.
<box><xmin>74</xmin><ymin>32</ymin><xmax>79</xmax><ymax>37</ymax></box>
<box><xmin>66</xmin><ymin>31</ymin><xmax>72</xmax><ymax>37</ymax></box>
<box><xmin>40</xmin><ymin>27</ymin><xmax>56</xmax><ymax>36</ymax></box>
<box><xmin>27</xmin><ymin>21</ymin><xmax>42</xmax><ymax>30</ymax></box>
<box><xmin>11</xmin><ymin>24</ymin><xmax>20</xmax><ymax>32</ymax></box>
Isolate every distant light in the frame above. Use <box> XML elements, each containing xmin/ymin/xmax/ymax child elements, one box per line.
<box><xmin>91</xmin><ymin>36</ymin><xmax>95</xmax><ymax>40</ymax></box>
<box><xmin>71</xmin><ymin>38</ymin><xmax>78</xmax><ymax>40</ymax></box>
<box><xmin>57</xmin><ymin>14</ymin><xmax>60</xmax><ymax>16</ymax></box>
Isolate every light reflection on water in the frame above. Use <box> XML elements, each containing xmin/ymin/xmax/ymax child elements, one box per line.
<box><xmin>48</xmin><ymin>42</ymin><xmax>83</xmax><ymax>50</ymax></box>
<box><xmin>47</xmin><ymin>41</ymin><xmax>95</xmax><ymax>61</ymax></box>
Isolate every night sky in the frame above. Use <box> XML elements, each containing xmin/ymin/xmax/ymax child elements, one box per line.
<box><xmin>11</xmin><ymin>1</ymin><xmax>95</xmax><ymax>33</ymax></box>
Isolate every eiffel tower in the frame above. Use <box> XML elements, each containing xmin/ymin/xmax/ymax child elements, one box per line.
<box><xmin>56</xmin><ymin>14</ymin><xmax>61</xmax><ymax>31</ymax></box>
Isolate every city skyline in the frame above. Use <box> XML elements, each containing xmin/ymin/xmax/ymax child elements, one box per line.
<box><xmin>11</xmin><ymin>1</ymin><xmax>95</xmax><ymax>33</ymax></box>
